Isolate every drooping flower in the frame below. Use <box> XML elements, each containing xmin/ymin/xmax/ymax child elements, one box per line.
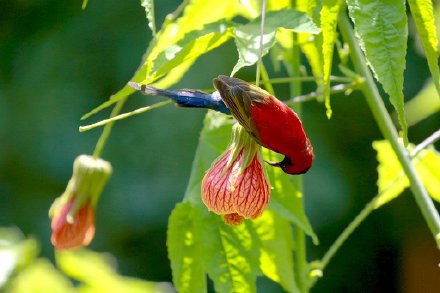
<box><xmin>202</xmin><ymin>123</ymin><xmax>270</xmax><ymax>225</ymax></box>
<box><xmin>49</xmin><ymin>155</ymin><xmax>112</xmax><ymax>250</ymax></box>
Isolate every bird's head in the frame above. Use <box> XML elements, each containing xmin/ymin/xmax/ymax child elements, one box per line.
<box><xmin>268</xmin><ymin>138</ymin><xmax>314</xmax><ymax>175</ymax></box>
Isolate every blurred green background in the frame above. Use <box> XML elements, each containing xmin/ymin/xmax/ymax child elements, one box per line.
<box><xmin>1</xmin><ymin>0</ymin><xmax>439</xmax><ymax>292</ymax></box>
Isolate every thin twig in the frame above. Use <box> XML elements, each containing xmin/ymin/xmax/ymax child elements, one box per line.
<box><xmin>255</xmin><ymin>0</ymin><xmax>267</xmax><ymax>87</ymax></box>
<box><xmin>288</xmin><ymin>82</ymin><xmax>358</xmax><ymax>104</ymax></box>
<box><xmin>81</xmin><ymin>100</ymin><xmax>172</xmax><ymax>133</ymax></box>
<box><xmin>411</xmin><ymin>128</ymin><xmax>440</xmax><ymax>157</ymax></box>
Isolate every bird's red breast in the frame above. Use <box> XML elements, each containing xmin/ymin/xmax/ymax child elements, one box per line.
<box><xmin>213</xmin><ymin>75</ymin><xmax>314</xmax><ymax>175</ymax></box>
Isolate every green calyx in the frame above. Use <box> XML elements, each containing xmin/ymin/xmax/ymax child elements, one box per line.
<box><xmin>49</xmin><ymin>155</ymin><xmax>112</xmax><ymax>223</ymax></box>
<box><xmin>225</xmin><ymin>123</ymin><xmax>262</xmax><ymax>174</ymax></box>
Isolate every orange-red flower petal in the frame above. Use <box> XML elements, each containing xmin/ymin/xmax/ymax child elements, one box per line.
<box><xmin>51</xmin><ymin>199</ymin><xmax>95</xmax><ymax>250</ymax></box>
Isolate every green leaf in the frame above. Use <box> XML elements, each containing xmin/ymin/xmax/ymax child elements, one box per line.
<box><xmin>83</xmin><ymin>0</ymin><xmax>244</xmax><ymax>119</ymax></box>
<box><xmin>56</xmin><ymin>249</ymin><xmax>173</xmax><ymax>293</ymax></box>
<box><xmin>372</xmin><ymin>140</ymin><xmax>440</xmax><ymax>208</ymax></box>
<box><xmin>170</xmin><ymin>111</ymin><xmax>314</xmax><ymax>292</ymax></box>
<box><xmin>404</xmin><ymin>80</ymin><xmax>440</xmax><ymax>126</ymax></box>
<box><xmin>408</xmin><ymin>0</ymin><xmax>440</xmax><ymax>97</ymax></box>
<box><xmin>321</xmin><ymin>0</ymin><xmax>343</xmax><ymax>119</ymax></box>
<box><xmin>183</xmin><ymin>112</ymin><xmax>233</xmax><ymax>204</ymax></box>
<box><xmin>147</xmin><ymin>24</ymin><xmax>232</xmax><ymax>85</ymax></box>
<box><xmin>296</xmin><ymin>0</ymin><xmax>324</xmax><ymax>94</ymax></box>
<box><xmin>141</xmin><ymin>0</ymin><xmax>156</xmax><ymax>37</ymax></box>
<box><xmin>253</xmin><ymin>211</ymin><xmax>299</xmax><ymax>293</ymax></box>
<box><xmin>6</xmin><ymin>259</ymin><xmax>74</xmax><ymax>293</ymax></box>
<box><xmin>0</xmin><ymin>228</ymin><xmax>39</xmax><ymax>289</ymax></box>
<box><xmin>167</xmin><ymin>203</ymin><xmax>206</xmax><ymax>293</ymax></box>
<box><xmin>264</xmin><ymin>150</ymin><xmax>318</xmax><ymax>244</ymax></box>
<box><xmin>372</xmin><ymin>140</ymin><xmax>409</xmax><ymax>207</ymax></box>
<box><xmin>347</xmin><ymin>0</ymin><xmax>408</xmax><ymax>143</ymax></box>
<box><xmin>201</xmin><ymin>216</ymin><xmax>261</xmax><ymax>293</ymax></box>
<box><xmin>232</xmin><ymin>9</ymin><xmax>320</xmax><ymax>75</ymax></box>
<box><xmin>173</xmin><ymin>112</ymin><xmax>260</xmax><ymax>293</ymax></box>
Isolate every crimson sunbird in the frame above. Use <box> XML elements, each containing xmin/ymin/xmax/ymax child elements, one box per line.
<box><xmin>129</xmin><ymin>75</ymin><xmax>314</xmax><ymax>175</ymax></box>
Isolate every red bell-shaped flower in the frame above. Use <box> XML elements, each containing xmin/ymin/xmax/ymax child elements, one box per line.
<box><xmin>49</xmin><ymin>155</ymin><xmax>112</xmax><ymax>250</ymax></box>
<box><xmin>202</xmin><ymin>123</ymin><xmax>270</xmax><ymax>225</ymax></box>
<box><xmin>51</xmin><ymin>197</ymin><xmax>95</xmax><ymax>250</ymax></box>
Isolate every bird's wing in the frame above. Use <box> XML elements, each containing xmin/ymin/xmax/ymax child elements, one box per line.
<box><xmin>213</xmin><ymin>76</ymin><xmax>267</xmax><ymax>142</ymax></box>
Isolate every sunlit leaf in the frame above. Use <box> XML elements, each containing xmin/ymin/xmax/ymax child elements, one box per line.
<box><xmin>168</xmin><ymin>111</ymin><xmax>316</xmax><ymax>292</ymax></box>
<box><xmin>373</xmin><ymin>140</ymin><xmax>440</xmax><ymax>208</ymax></box>
<box><xmin>372</xmin><ymin>140</ymin><xmax>408</xmax><ymax>207</ymax></box>
<box><xmin>56</xmin><ymin>249</ymin><xmax>173</xmax><ymax>293</ymax></box>
<box><xmin>347</xmin><ymin>0</ymin><xmax>408</xmax><ymax>143</ymax></box>
<box><xmin>232</xmin><ymin>9</ymin><xmax>320</xmax><ymax>75</ymax></box>
<box><xmin>253</xmin><ymin>211</ymin><xmax>299</xmax><ymax>293</ymax></box>
<box><xmin>264</xmin><ymin>149</ymin><xmax>318</xmax><ymax>244</ymax></box>
<box><xmin>0</xmin><ymin>228</ymin><xmax>39</xmax><ymax>289</ymax></box>
<box><xmin>141</xmin><ymin>0</ymin><xmax>156</xmax><ymax>37</ymax></box>
<box><xmin>167</xmin><ymin>203</ymin><xmax>206</xmax><ymax>293</ymax></box>
<box><xmin>407</xmin><ymin>0</ymin><xmax>440</xmax><ymax>97</ymax></box>
<box><xmin>202</xmin><ymin>216</ymin><xmax>261</xmax><ymax>293</ymax></box>
<box><xmin>83</xmin><ymin>0</ymin><xmax>245</xmax><ymax>119</ymax></box>
<box><xmin>404</xmin><ymin>80</ymin><xmax>440</xmax><ymax>126</ymax></box>
<box><xmin>321</xmin><ymin>0</ymin><xmax>343</xmax><ymax>118</ymax></box>
<box><xmin>183</xmin><ymin>112</ymin><xmax>233</xmax><ymax>204</ymax></box>
<box><xmin>6</xmin><ymin>260</ymin><xmax>74</xmax><ymax>293</ymax></box>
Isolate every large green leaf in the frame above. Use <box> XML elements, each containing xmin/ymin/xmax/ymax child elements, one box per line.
<box><xmin>321</xmin><ymin>0</ymin><xmax>343</xmax><ymax>118</ymax></box>
<box><xmin>407</xmin><ymin>0</ymin><xmax>440</xmax><ymax>97</ymax></box>
<box><xmin>141</xmin><ymin>0</ymin><xmax>156</xmax><ymax>37</ymax></box>
<box><xmin>232</xmin><ymin>9</ymin><xmax>320</xmax><ymax>75</ymax></box>
<box><xmin>56</xmin><ymin>249</ymin><xmax>173</xmax><ymax>293</ymax></box>
<box><xmin>82</xmin><ymin>0</ymin><xmax>245</xmax><ymax>120</ymax></box>
<box><xmin>253</xmin><ymin>211</ymin><xmax>299</xmax><ymax>293</ymax></box>
<box><xmin>347</xmin><ymin>0</ymin><xmax>408</xmax><ymax>143</ymax></box>
<box><xmin>298</xmin><ymin>0</ymin><xmax>323</xmax><ymax>90</ymax></box>
<box><xmin>167</xmin><ymin>203</ymin><xmax>206</xmax><ymax>293</ymax></box>
<box><xmin>264</xmin><ymin>150</ymin><xmax>318</xmax><ymax>244</ymax></box>
<box><xmin>168</xmin><ymin>111</ymin><xmax>315</xmax><ymax>292</ymax></box>
<box><xmin>404</xmin><ymin>80</ymin><xmax>440</xmax><ymax>126</ymax></box>
<box><xmin>372</xmin><ymin>140</ymin><xmax>440</xmax><ymax>208</ymax></box>
<box><xmin>201</xmin><ymin>215</ymin><xmax>261</xmax><ymax>293</ymax></box>
<box><xmin>6</xmin><ymin>260</ymin><xmax>74</xmax><ymax>293</ymax></box>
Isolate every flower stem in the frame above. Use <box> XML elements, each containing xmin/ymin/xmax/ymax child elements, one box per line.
<box><xmin>80</xmin><ymin>100</ymin><xmax>171</xmax><ymax>132</ymax></box>
<box><xmin>255</xmin><ymin>0</ymin><xmax>267</xmax><ymax>87</ymax></box>
<box><xmin>411</xmin><ymin>128</ymin><xmax>440</xmax><ymax>157</ymax></box>
<box><xmin>339</xmin><ymin>13</ymin><xmax>440</xmax><ymax>246</ymax></box>
<box><xmin>91</xmin><ymin>99</ymin><xmax>126</xmax><ymax>159</ymax></box>
<box><xmin>309</xmin><ymin>134</ymin><xmax>439</xmax><ymax>285</ymax></box>
<box><xmin>287</xmin><ymin>81</ymin><xmax>360</xmax><ymax>105</ymax></box>
<box><xmin>283</xmin><ymin>25</ymin><xmax>309</xmax><ymax>291</ymax></box>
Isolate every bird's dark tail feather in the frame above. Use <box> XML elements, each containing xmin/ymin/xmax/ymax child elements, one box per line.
<box><xmin>128</xmin><ymin>82</ymin><xmax>230</xmax><ymax>114</ymax></box>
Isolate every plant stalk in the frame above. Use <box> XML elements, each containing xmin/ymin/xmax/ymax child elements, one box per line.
<box><xmin>92</xmin><ymin>99</ymin><xmax>127</xmax><ymax>158</ymax></box>
<box><xmin>339</xmin><ymin>13</ymin><xmax>440</xmax><ymax>247</ymax></box>
<box><xmin>284</xmin><ymin>28</ymin><xmax>309</xmax><ymax>292</ymax></box>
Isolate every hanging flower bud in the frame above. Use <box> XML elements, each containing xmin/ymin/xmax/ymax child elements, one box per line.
<box><xmin>49</xmin><ymin>155</ymin><xmax>112</xmax><ymax>250</ymax></box>
<box><xmin>202</xmin><ymin>123</ymin><xmax>270</xmax><ymax>225</ymax></box>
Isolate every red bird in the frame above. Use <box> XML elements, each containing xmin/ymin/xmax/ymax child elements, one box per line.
<box><xmin>130</xmin><ymin>75</ymin><xmax>314</xmax><ymax>175</ymax></box>
<box><xmin>213</xmin><ymin>75</ymin><xmax>314</xmax><ymax>175</ymax></box>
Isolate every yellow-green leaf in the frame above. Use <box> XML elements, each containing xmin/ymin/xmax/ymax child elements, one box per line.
<box><xmin>232</xmin><ymin>9</ymin><xmax>320</xmax><ymax>76</ymax></box>
<box><xmin>321</xmin><ymin>0</ymin><xmax>343</xmax><ymax>119</ymax></box>
<box><xmin>253</xmin><ymin>211</ymin><xmax>299</xmax><ymax>293</ymax></box>
<box><xmin>83</xmin><ymin>0</ymin><xmax>244</xmax><ymax>120</ymax></box>
<box><xmin>264</xmin><ymin>149</ymin><xmax>318</xmax><ymax>244</ymax></box>
<box><xmin>167</xmin><ymin>203</ymin><xmax>206</xmax><ymax>293</ymax></box>
<box><xmin>56</xmin><ymin>249</ymin><xmax>172</xmax><ymax>293</ymax></box>
<box><xmin>408</xmin><ymin>0</ymin><xmax>440</xmax><ymax>97</ymax></box>
<box><xmin>6</xmin><ymin>260</ymin><xmax>74</xmax><ymax>293</ymax></box>
<box><xmin>347</xmin><ymin>0</ymin><xmax>409</xmax><ymax>143</ymax></box>
<box><xmin>404</xmin><ymin>80</ymin><xmax>440</xmax><ymax>126</ymax></box>
<box><xmin>372</xmin><ymin>140</ymin><xmax>440</xmax><ymax>208</ymax></box>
